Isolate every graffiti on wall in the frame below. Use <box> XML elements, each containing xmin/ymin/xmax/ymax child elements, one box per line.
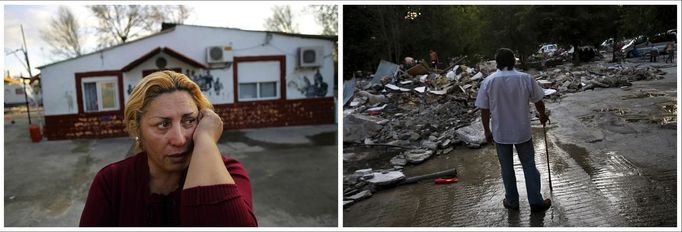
<box><xmin>287</xmin><ymin>69</ymin><xmax>328</xmax><ymax>97</ymax></box>
<box><xmin>185</xmin><ymin>69</ymin><xmax>224</xmax><ymax>96</ymax></box>
<box><xmin>125</xmin><ymin>69</ymin><xmax>225</xmax><ymax>99</ymax></box>
<box><xmin>64</xmin><ymin>90</ymin><xmax>74</xmax><ymax>112</ymax></box>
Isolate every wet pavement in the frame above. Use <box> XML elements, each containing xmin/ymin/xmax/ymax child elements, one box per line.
<box><xmin>343</xmin><ymin>62</ymin><xmax>677</xmax><ymax>227</ymax></box>
<box><xmin>4</xmin><ymin>110</ymin><xmax>338</xmax><ymax>227</ymax></box>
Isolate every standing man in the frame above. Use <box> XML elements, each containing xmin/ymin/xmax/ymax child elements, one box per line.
<box><xmin>429</xmin><ymin>49</ymin><xmax>439</xmax><ymax>70</ymax></box>
<box><xmin>665</xmin><ymin>41</ymin><xmax>675</xmax><ymax>63</ymax></box>
<box><xmin>475</xmin><ymin>48</ymin><xmax>552</xmax><ymax>212</ymax></box>
<box><xmin>650</xmin><ymin>45</ymin><xmax>659</xmax><ymax>62</ymax></box>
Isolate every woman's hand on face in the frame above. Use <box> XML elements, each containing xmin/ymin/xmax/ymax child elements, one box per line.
<box><xmin>193</xmin><ymin>108</ymin><xmax>223</xmax><ymax>142</ymax></box>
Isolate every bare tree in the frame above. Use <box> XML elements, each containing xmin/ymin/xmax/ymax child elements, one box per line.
<box><xmin>152</xmin><ymin>5</ymin><xmax>192</xmax><ymax>24</ymax></box>
<box><xmin>264</xmin><ymin>5</ymin><xmax>299</xmax><ymax>33</ymax></box>
<box><xmin>308</xmin><ymin>5</ymin><xmax>337</xmax><ymax>35</ymax></box>
<box><xmin>89</xmin><ymin>5</ymin><xmax>191</xmax><ymax>48</ymax></box>
<box><xmin>40</xmin><ymin>6</ymin><xmax>85</xmax><ymax>59</ymax></box>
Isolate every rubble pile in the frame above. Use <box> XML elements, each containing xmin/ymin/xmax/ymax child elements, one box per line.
<box><xmin>533</xmin><ymin>64</ymin><xmax>666</xmax><ymax>94</ymax></box>
<box><xmin>343</xmin><ymin>59</ymin><xmax>667</xmax><ymax>207</ymax></box>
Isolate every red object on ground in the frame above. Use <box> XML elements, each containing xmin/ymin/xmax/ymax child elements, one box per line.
<box><xmin>367</xmin><ymin>110</ymin><xmax>382</xmax><ymax>116</ymax></box>
<box><xmin>29</xmin><ymin>124</ymin><xmax>42</xmax><ymax>142</ymax></box>
<box><xmin>434</xmin><ymin>177</ymin><xmax>458</xmax><ymax>184</ymax></box>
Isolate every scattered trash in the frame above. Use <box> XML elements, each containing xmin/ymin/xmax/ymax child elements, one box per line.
<box><xmin>343</xmin><ymin>79</ymin><xmax>356</xmax><ymax>106</ymax></box>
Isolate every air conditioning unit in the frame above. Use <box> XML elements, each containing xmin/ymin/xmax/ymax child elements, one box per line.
<box><xmin>298</xmin><ymin>46</ymin><xmax>323</xmax><ymax>68</ymax></box>
<box><xmin>206</xmin><ymin>46</ymin><xmax>233</xmax><ymax>64</ymax></box>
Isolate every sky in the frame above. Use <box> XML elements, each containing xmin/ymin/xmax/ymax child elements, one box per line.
<box><xmin>2</xmin><ymin>2</ymin><xmax>327</xmax><ymax>78</ymax></box>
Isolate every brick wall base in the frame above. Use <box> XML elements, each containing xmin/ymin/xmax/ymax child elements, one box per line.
<box><xmin>43</xmin><ymin>97</ymin><xmax>335</xmax><ymax>140</ymax></box>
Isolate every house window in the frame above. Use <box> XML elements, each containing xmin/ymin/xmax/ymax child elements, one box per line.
<box><xmin>81</xmin><ymin>76</ymin><xmax>119</xmax><ymax>112</ymax></box>
<box><xmin>238</xmin><ymin>81</ymin><xmax>278</xmax><ymax>100</ymax></box>
<box><xmin>237</xmin><ymin>61</ymin><xmax>281</xmax><ymax>101</ymax></box>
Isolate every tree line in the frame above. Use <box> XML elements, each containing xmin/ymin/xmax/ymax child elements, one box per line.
<box><xmin>343</xmin><ymin>5</ymin><xmax>676</xmax><ymax>75</ymax></box>
<box><xmin>42</xmin><ymin>5</ymin><xmax>337</xmax><ymax>61</ymax></box>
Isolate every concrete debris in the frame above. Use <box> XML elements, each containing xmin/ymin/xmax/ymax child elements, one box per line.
<box><xmin>343</xmin><ymin>200</ymin><xmax>354</xmax><ymax>208</ymax></box>
<box><xmin>404</xmin><ymin>149</ymin><xmax>434</xmax><ymax>164</ymax></box>
<box><xmin>355</xmin><ymin>168</ymin><xmax>373</xmax><ymax>176</ymax></box>
<box><xmin>345</xmin><ymin>190</ymin><xmax>372</xmax><ymax>201</ymax></box>
<box><xmin>366</xmin><ymin>171</ymin><xmax>406</xmax><ymax>185</ymax></box>
<box><xmin>355</xmin><ymin>91</ymin><xmax>388</xmax><ymax>105</ymax></box>
<box><xmin>544</xmin><ymin>88</ymin><xmax>558</xmax><ymax>96</ymax></box>
<box><xmin>454</xmin><ymin>117</ymin><xmax>486</xmax><ymax>146</ymax></box>
<box><xmin>343</xmin><ymin>114</ymin><xmax>385</xmax><ymax>142</ymax></box>
<box><xmin>390</xmin><ymin>154</ymin><xmax>407</xmax><ymax>166</ymax></box>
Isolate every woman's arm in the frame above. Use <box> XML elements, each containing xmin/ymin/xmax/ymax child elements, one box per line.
<box><xmin>181</xmin><ymin>108</ymin><xmax>257</xmax><ymax>226</ymax></box>
<box><xmin>184</xmin><ymin>108</ymin><xmax>232</xmax><ymax>188</ymax></box>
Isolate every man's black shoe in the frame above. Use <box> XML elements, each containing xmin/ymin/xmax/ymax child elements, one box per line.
<box><xmin>530</xmin><ymin>199</ymin><xmax>552</xmax><ymax>212</ymax></box>
<box><xmin>503</xmin><ymin>199</ymin><xmax>519</xmax><ymax>210</ymax></box>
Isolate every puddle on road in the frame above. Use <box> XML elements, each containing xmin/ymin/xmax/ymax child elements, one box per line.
<box><xmin>554</xmin><ymin>142</ymin><xmax>596</xmax><ymax>177</ymax></box>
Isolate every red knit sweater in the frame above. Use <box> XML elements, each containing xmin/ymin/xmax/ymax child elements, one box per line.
<box><xmin>79</xmin><ymin>152</ymin><xmax>258</xmax><ymax>226</ymax></box>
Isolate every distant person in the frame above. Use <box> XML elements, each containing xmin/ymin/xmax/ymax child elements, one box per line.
<box><xmin>80</xmin><ymin>71</ymin><xmax>257</xmax><ymax>226</ymax></box>
<box><xmin>402</xmin><ymin>56</ymin><xmax>415</xmax><ymax>70</ymax></box>
<box><xmin>475</xmin><ymin>48</ymin><xmax>552</xmax><ymax>213</ymax></box>
<box><xmin>665</xmin><ymin>41</ymin><xmax>675</xmax><ymax>63</ymax></box>
<box><xmin>650</xmin><ymin>45</ymin><xmax>659</xmax><ymax>62</ymax></box>
<box><xmin>429</xmin><ymin>49</ymin><xmax>439</xmax><ymax>69</ymax></box>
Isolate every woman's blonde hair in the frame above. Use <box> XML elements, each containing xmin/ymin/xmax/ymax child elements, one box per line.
<box><xmin>124</xmin><ymin>70</ymin><xmax>213</xmax><ymax>139</ymax></box>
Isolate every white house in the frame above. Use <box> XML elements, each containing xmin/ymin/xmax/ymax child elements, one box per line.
<box><xmin>4</xmin><ymin>83</ymin><xmax>35</xmax><ymax>106</ymax></box>
<box><xmin>37</xmin><ymin>23</ymin><xmax>336</xmax><ymax>140</ymax></box>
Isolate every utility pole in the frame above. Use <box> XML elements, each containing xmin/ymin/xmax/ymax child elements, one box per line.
<box><xmin>20</xmin><ymin>24</ymin><xmax>33</xmax><ymax>125</ymax></box>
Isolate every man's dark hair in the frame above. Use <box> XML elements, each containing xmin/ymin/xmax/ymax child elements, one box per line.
<box><xmin>495</xmin><ymin>48</ymin><xmax>516</xmax><ymax>70</ymax></box>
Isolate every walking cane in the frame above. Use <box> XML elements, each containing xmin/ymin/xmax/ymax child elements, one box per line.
<box><xmin>543</xmin><ymin>122</ymin><xmax>553</xmax><ymax>192</ymax></box>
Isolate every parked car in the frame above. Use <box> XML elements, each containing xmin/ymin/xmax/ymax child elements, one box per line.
<box><xmin>537</xmin><ymin>43</ymin><xmax>559</xmax><ymax>56</ymax></box>
<box><xmin>600</xmin><ymin>38</ymin><xmax>615</xmax><ymax>52</ymax></box>
<box><xmin>621</xmin><ymin>35</ymin><xmax>648</xmax><ymax>58</ymax></box>
<box><xmin>622</xmin><ymin>31</ymin><xmax>676</xmax><ymax>58</ymax></box>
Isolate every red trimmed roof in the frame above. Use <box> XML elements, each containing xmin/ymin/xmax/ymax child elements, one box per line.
<box><xmin>121</xmin><ymin>46</ymin><xmax>207</xmax><ymax>72</ymax></box>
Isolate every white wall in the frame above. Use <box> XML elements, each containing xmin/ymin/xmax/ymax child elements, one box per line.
<box><xmin>40</xmin><ymin>25</ymin><xmax>335</xmax><ymax>116</ymax></box>
<box><xmin>122</xmin><ymin>53</ymin><xmax>232</xmax><ymax>105</ymax></box>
